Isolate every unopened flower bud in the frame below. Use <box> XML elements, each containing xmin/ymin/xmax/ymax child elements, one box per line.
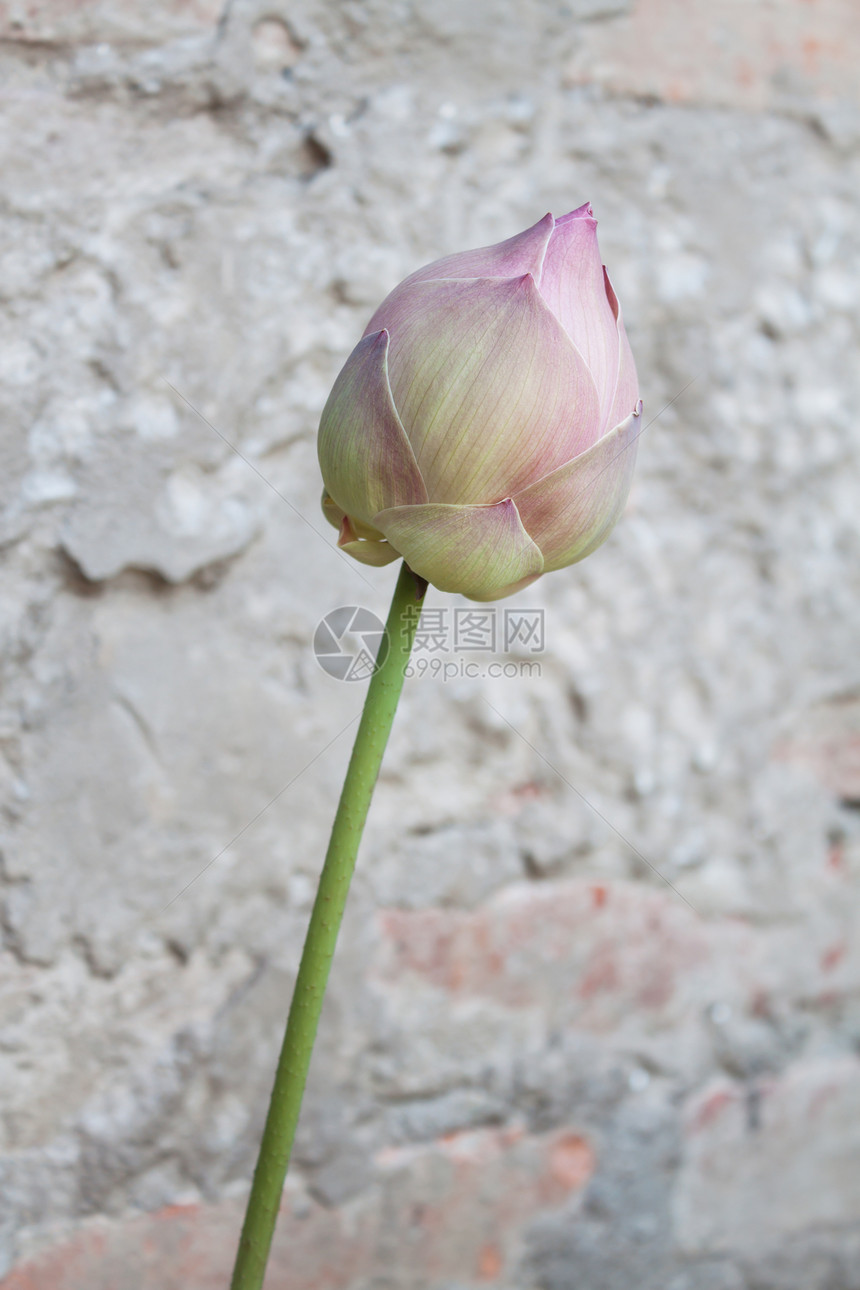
<box><xmin>319</xmin><ymin>204</ymin><xmax>641</xmax><ymax>600</ymax></box>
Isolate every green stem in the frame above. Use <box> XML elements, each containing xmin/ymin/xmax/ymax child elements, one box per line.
<box><xmin>230</xmin><ymin>561</ymin><xmax>426</xmax><ymax>1290</ymax></box>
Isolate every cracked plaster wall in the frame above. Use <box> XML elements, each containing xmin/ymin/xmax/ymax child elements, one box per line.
<box><xmin>1</xmin><ymin>0</ymin><xmax>860</xmax><ymax>1286</ymax></box>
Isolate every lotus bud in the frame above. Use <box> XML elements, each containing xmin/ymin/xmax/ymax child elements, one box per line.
<box><xmin>318</xmin><ymin>204</ymin><xmax>641</xmax><ymax>601</ymax></box>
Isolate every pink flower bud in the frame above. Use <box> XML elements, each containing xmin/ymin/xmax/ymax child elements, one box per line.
<box><xmin>318</xmin><ymin>205</ymin><xmax>641</xmax><ymax>600</ymax></box>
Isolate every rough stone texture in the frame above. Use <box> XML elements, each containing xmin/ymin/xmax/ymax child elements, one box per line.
<box><xmin>1</xmin><ymin>0</ymin><xmax>859</xmax><ymax>1285</ymax></box>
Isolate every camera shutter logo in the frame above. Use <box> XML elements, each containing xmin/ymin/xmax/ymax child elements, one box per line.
<box><xmin>313</xmin><ymin>606</ymin><xmax>389</xmax><ymax>681</ymax></box>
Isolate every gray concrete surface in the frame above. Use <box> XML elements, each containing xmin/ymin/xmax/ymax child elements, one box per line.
<box><xmin>1</xmin><ymin>0</ymin><xmax>859</xmax><ymax>1285</ymax></box>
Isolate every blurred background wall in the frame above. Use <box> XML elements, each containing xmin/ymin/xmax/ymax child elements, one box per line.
<box><xmin>1</xmin><ymin>0</ymin><xmax>859</xmax><ymax>1286</ymax></box>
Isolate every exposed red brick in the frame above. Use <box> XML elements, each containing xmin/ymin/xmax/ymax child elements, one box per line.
<box><xmin>375</xmin><ymin>879</ymin><xmax>710</xmax><ymax>1029</ymax></box>
<box><xmin>774</xmin><ymin>695</ymin><xmax>860</xmax><ymax>802</ymax></box>
<box><xmin>476</xmin><ymin>1244</ymin><xmax>503</xmax><ymax>1280</ymax></box>
<box><xmin>548</xmin><ymin>1134</ymin><xmax>595</xmax><ymax>1191</ymax></box>
<box><xmin>821</xmin><ymin>943</ymin><xmax>846</xmax><ymax>973</ymax></box>
<box><xmin>590</xmin><ymin>883</ymin><xmax>608</xmax><ymax>909</ymax></box>
<box><xmin>687</xmin><ymin>1084</ymin><xmax>738</xmax><ymax>1135</ymax></box>
<box><xmin>490</xmin><ymin>780</ymin><xmax>548</xmax><ymax>817</ymax></box>
<box><xmin>577</xmin><ymin>948</ymin><xmax>621</xmax><ymax>1001</ymax></box>
<box><xmin>2</xmin><ymin>1125</ymin><xmax>594</xmax><ymax>1290</ymax></box>
<box><xmin>677</xmin><ymin>1060</ymin><xmax>860</xmax><ymax>1257</ymax></box>
<box><xmin>565</xmin><ymin>0</ymin><xmax>860</xmax><ymax>113</ymax></box>
<box><xmin>827</xmin><ymin>840</ymin><xmax>846</xmax><ymax>873</ymax></box>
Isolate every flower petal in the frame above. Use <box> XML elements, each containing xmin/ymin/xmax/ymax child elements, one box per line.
<box><xmin>466</xmin><ymin>570</ymin><xmax>544</xmax><ymax>603</ymax></box>
<box><xmin>337</xmin><ymin>514</ymin><xmax>402</xmax><ymax>566</ymax></box>
<box><xmin>370</xmin><ymin>275</ymin><xmax>601</xmax><ymax>505</ymax></box>
<box><xmin>374</xmin><ymin>498</ymin><xmax>543</xmax><ymax>600</ymax></box>
<box><xmin>556</xmin><ymin>202</ymin><xmax>595</xmax><ymax>223</ymax></box>
<box><xmin>513</xmin><ymin>402</ymin><xmax>642</xmax><ymax>572</ymax></box>
<box><xmin>366</xmin><ymin>215</ymin><xmax>555</xmax><ymax>311</ymax></box>
<box><xmin>322</xmin><ymin>488</ymin><xmax>343</xmax><ymax>530</ymax></box>
<box><xmin>603</xmin><ymin>269</ymin><xmax>641</xmax><ymax>430</ymax></box>
<box><xmin>318</xmin><ymin>330</ymin><xmax>428</xmax><ymax>528</ymax></box>
<box><xmin>323</xmin><ymin>489</ymin><xmax>389</xmax><ymax>541</ymax></box>
<box><xmin>538</xmin><ymin>211</ymin><xmax>620</xmax><ymax>434</ymax></box>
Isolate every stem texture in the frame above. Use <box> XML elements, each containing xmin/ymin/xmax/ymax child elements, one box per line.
<box><xmin>230</xmin><ymin>562</ymin><xmax>425</xmax><ymax>1290</ymax></box>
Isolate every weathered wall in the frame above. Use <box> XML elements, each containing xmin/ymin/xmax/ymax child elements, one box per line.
<box><xmin>1</xmin><ymin>0</ymin><xmax>859</xmax><ymax>1286</ymax></box>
